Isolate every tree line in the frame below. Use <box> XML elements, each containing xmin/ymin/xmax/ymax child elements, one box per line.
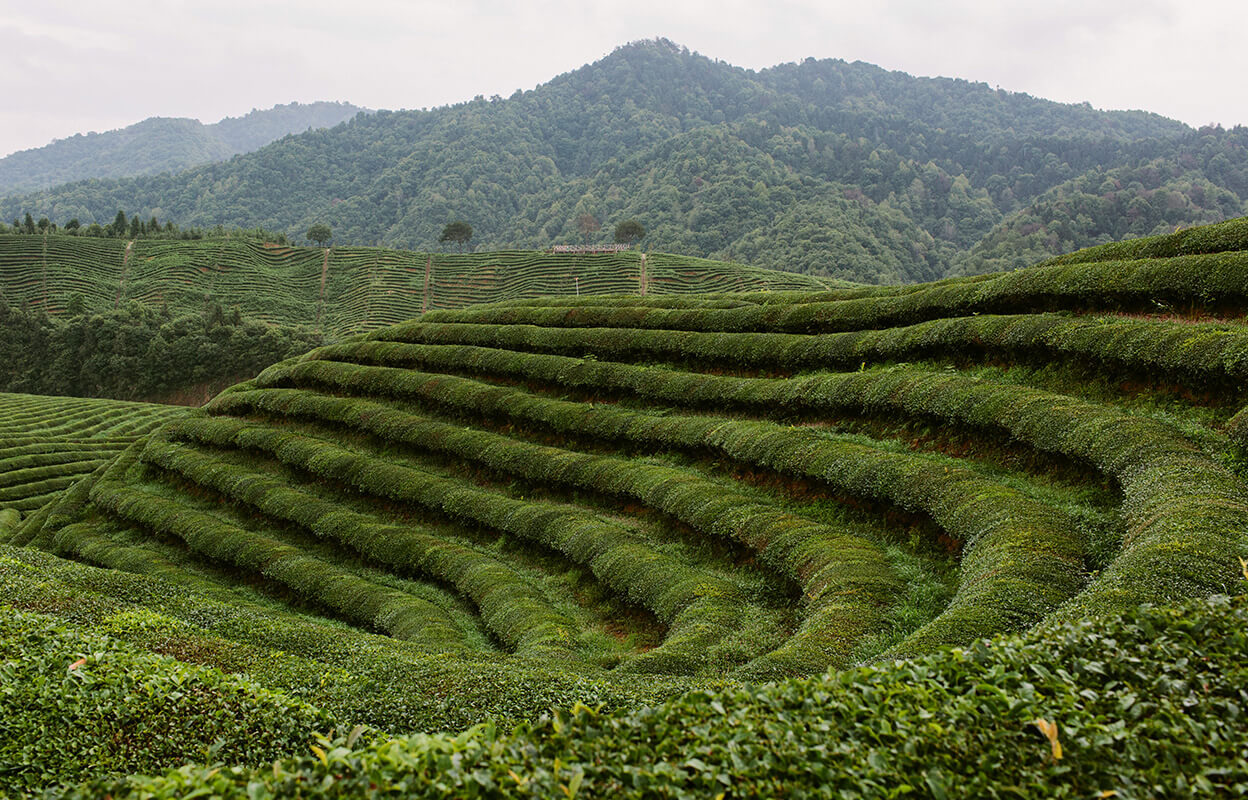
<box><xmin>438</xmin><ymin>217</ymin><xmax>646</xmax><ymax>251</ymax></box>
<box><xmin>3</xmin><ymin>213</ymin><xmax>645</xmax><ymax>254</ymax></box>
<box><xmin>303</xmin><ymin>218</ymin><xmax>645</xmax><ymax>252</ymax></box>
<box><xmin>1</xmin><ymin>210</ymin><xmax>293</xmax><ymax>245</ymax></box>
<box><xmin>0</xmin><ymin>299</ymin><xmax>320</xmax><ymax>402</ymax></box>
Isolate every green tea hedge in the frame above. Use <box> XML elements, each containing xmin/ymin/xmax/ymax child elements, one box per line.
<box><xmin>81</xmin><ymin>592</ymin><xmax>1248</xmax><ymax>799</ymax></box>
<box><xmin>0</xmin><ymin>607</ymin><xmax>330</xmax><ymax>795</ymax></box>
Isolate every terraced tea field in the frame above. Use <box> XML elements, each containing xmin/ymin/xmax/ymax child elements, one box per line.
<box><xmin>0</xmin><ymin>392</ymin><xmax>185</xmax><ymax>521</ymax></box>
<box><xmin>0</xmin><ymin>236</ymin><xmax>833</xmax><ymax>335</ymax></box>
<box><xmin>3</xmin><ymin>219</ymin><xmax>1248</xmax><ymax>796</ymax></box>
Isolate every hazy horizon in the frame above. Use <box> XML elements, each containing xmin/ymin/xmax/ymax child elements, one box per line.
<box><xmin>3</xmin><ymin>0</ymin><xmax>1245</xmax><ymax>160</ymax></box>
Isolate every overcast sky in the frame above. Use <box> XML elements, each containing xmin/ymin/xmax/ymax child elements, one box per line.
<box><xmin>2</xmin><ymin>0</ymin><xmax>1244</xmax><ymax>159</ymax></box>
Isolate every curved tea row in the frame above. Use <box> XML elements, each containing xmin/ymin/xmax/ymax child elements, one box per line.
<box><xmin>0</xmin><ymin>236</ymin><xmax>832</xmax><ymax>336</ymax></box>
<box><xmin>10</xmin><ymin>225</ymin><xmax>1247</xmax><ymax>691</ymax></box>
<box><xmin>0</xmin><ymin>392</ymin><xmax>185</xmax><ymax>518</ymax></box>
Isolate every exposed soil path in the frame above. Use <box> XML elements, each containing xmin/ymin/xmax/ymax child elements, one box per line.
<box><xmin>315</xmin><ymin>247</ymin><xmax>330</xmax><ymax>330</ymax></box>
<box><xmin>116</xmin><ymin>239</ymin><xmax>134</xmax><ymax>309</ymax></box>
<box><xmin>423</xmin><ymin>254</ymin><xmax>433</xmax><ymax>314</ymax></box>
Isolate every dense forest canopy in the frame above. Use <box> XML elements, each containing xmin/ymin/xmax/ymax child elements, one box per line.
<box><xmin>0</xmin><ymin>102</ymin><xmax>364</xmax><ymax>197</ymax></box>
<box><xmin>3</xmin><ymin>40</ymin><xmax>1245</xmax><ymax>283</ymax></box>
<box><xmin>0</xmin><ymin>300</ymin><xmax>322</xmax><ymax>403</ymax></box>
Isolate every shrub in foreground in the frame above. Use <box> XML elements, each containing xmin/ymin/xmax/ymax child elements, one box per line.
<box><xmin>84</xmin><ymin>593</ymin><xmax>1248</xmax><ymax>799</ymax></box>
<box><xmin>0</xmin><ymin>607</ymin><xmax>331</xmax><ymax>795</ymax></box>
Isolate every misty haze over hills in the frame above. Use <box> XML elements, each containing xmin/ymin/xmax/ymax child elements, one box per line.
<box><xmin>3</xmin><ymin>40</ymin><xmax>1245</xmax><ymax>283</ymax></box>
<box><xmin>0</xmin><ymin>102</ymin><xmax>364</xmax><ymax>196</ymax></box>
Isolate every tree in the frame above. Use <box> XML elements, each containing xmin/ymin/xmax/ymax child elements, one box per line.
<box><xmin>614</xmin><ymin>219</ymin><xmax>646</xmax><ymax>246</ymax></box>
<box><xmin>64</xmin><ymin>294</ymin><xmax>86</xmax><ymax>317</ymax></box>
<box><xmin>439</xmin><ymin>221</ymin><xmax>473</xmax><ymax>252</ymax></box>
<box><xmin>576</xmin><ymin>213</ymin><xmax>601</xmax><ymax>243</ymax></box>
<box><xmin>306</xmin><ymin>223</ymin><xmax>332</xmax><ymax>247</ymax></box>
<box><xmin>112</xmin><ymin>210</ymin><xmax>127</xmax><ymax>237</ymax></box>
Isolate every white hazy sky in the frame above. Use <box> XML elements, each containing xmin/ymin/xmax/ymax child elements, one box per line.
<box><xmin>2</xmin><ymin>0</ymin><xmax>1244</xmax><ymax>158</ymax></box>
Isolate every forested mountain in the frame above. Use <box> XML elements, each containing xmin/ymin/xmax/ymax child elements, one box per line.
<box><xmin>952</xmin><ymin>146</ymin><xmax>1248</xmax><ymax>274</ymax></box>
<box><xmin>0</xmin><ymin>102</ymin><xmax>364</xmax><ymax>196</ymax></box>
<box><xmin>3</xmin><ymin>40</ymin><xmax>1245</xmax><ymax>283</ymax></box>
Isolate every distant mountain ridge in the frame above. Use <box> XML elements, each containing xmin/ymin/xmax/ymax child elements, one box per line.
<box><xmin>0</xmin><ymin>101</ymin><xmax>365</xmax><ymax>195</ymax></box>
<box><xmin>3</xmin><ymin>39</ymin><xmax>1245</xmax><ymax>283</ymax></box>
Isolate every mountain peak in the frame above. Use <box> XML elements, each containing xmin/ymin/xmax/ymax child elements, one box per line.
<box><xmin>0</xmin><ymin>102</ymin><xmax>365</xmax><ymax>196</ymax></box>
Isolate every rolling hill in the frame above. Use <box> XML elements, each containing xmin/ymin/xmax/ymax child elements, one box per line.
<box><xmin>0</xmin><ymin>102</ymin><xmax>365</xmax><ymax>196</ymax></box>
<box><xmin>0</xmin><ymin>234</ymin><xmax>833</xmax><ymax>336</ymax></box>
<box><xmin>2</xmin><ymin>218</ymin><xmax>1247</xmax><ymax>795</ymax></box>
<box><xmin>0</xmin><ymin>392</ymin><xmax>185</xmax><ymax>518</ymax></box>
<box><xmin>0</xmin><ymin>234</ymin><xmax>833</xmax><ymax>404</ymax></box>
<box><xmin>3</xmin><ymin>40</ymin><xmax>1246</xmax><ymax>283</ymax></box>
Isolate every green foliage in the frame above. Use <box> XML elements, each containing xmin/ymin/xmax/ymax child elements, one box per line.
<box><xmin>384</xmin><ymin>307</ymin><xmax>1248</xmax><ymax>393</ymax></box>
<box><xmin>306</xmin><ymin>222</ymin><xmax>333</xmax><ymax>247</ymax></box>
<box><xmin>141</xmin><ymin>424</ymin><xmax>610</xmax><ymax>664</ymax></box>
<box><xmin>1</xmin><ymin>213</ymin><xmax>289</xmax><ymax>241</ymax></box>
<box><xmin>205</xmin><ymin>383</ymin><xmax>900</xmax><ymax>674</ymax></box>
<box><xmin>0</xmin><ymin>102</ymin><xmax>363</xmax><ymax>196</ymax></box>
<box><xmin>0</xmin><ymin>541</ymin><xmax>692</xmax><ymax>744</ymax></box>
<box><xmin>613</xmin><ymin>219</ymin><xmax>645</xmax><ymax>245</ymax></box>
<box><xmin>420</xmin><ymin>243</ymin><xmax>1248</xmax><ymax>334</ymax></box>
<box><xmin>953</xmin><ymin>159</ymin><xmax>1248</xmax><ymax>275</ymax></box>
<box><xmin>0</xmin><ymin>606</ymin><xmax>333</xmax><ymax>795</ymax></box>
<box><xmin>439</xmin><ymin>221</ymin><xmax>473</xmax><ymax>251</ymax></box>
<box><xmin>4</xmin><ymin>41</ymin><xmax>1240</xmax><ymax>283</ymax></box>
<box><xmin>6</xmin><ymin>218</ymin><xmax>1248</xmax><ymax>796</ymax></box>
<box><xmin>1046</xmin><ymin>214</ymin><xmax>1248</xmax><ymax>265</ymax></box>
<box><xmin>239</xmin><ymin>358</ymin><xmax>1089</xmax><ymax>660</ymax></box>
<box><xmin>0</xmin><ymin>235</ymin><xmax>825</xmax><ymax>344</ymax></box>
<box><xmin>85</xmin><ymin>440</ymin><xmax>480</xmax><ymax>655</ymax></box>
<box><xmin>347</xmin><ymin>340</ymin><xmax>1242</xmax><ymax>618</ymax></box>
<box><xmin>1229</xmin><ymin>404</ymin><xmax>1248</xmax><ymax>449</ymax></box>
<box><xmin>0</xmin><ymin>391</ymin><xmax>184</xmax><ymax>520</ymax></box>
<box><xmin>81</xmin><ymin>594</ymin><xmax>1248</xmax><ymax>799</ymax></box>
<box><xmin>0</xmin><ymin>297</ymin><xmax>322</xmax><ymax>402</ymax></box>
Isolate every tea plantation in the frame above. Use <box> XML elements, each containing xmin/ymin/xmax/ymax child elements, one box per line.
<box><xmin>3</xmin><ymin>219</ymin><xmax>1248</xmax><ymax>797</ymax></box>
<box><xmin>0</xmin><ymin>393</ymin><xmax>185</xmax><ymax>518</ymax></box>
<box><xmin>0</xmin><ymin>236</ymin><xmax>833</xmax><ymax>336</ymax></box>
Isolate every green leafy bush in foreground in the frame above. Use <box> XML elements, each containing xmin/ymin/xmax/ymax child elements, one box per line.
<box><xmin>81</xmin><ymin>592</ymin><xmax>1248</xmax><ymax>799</ymax></box>
<box><xmin>0</xmin><ymin>606</ymin><xmax>331</xmax><ymax>795</ymax></box>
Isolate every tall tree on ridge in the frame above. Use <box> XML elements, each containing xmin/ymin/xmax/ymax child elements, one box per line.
<box><xmin>306</xmin><ymin>223</ymin><xmax>333</xmax><ymax>247</ymax></box>
<box><xmin>439</xmin><ymin>221</ymin><xmax>473</xmax><ymax>252</ymax></box>
<box><xmin>614</xmin><ymin>219</ymin><xmax>645</xmax><ymax>246</ymax></box>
